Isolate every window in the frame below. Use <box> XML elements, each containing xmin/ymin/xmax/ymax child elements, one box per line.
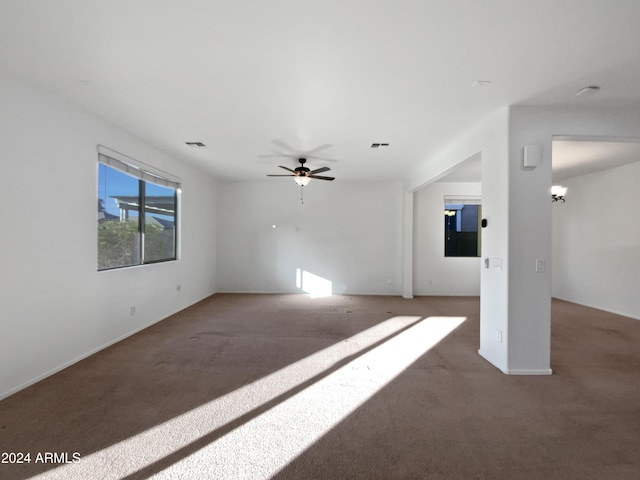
<box><xmin>444</xmin><ymin>198</ymin><xmax>481</xmax><ymax>257</ymax></box>
<box><xmin>97</xmin><ymin>149</ymin><xmax>180</xmax><ymax>270</ymax></box>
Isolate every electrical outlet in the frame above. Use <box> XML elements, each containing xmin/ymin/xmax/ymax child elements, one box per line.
<box><xmin>130</xmin><ymin>306</ymin><xmax>136</xmax><ymax>316</ymax></box>
<box><xmin>176</xmin><ymin>284</ymin><xmax>181</xmax><ymax>291</ymax></box>
<box><xmin>496</xmin><ymin>329</ymin><xmax>502</xmax><ymax>342</ymax></box>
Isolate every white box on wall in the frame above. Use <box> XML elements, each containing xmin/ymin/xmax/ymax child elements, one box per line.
<box><xmin>522</xmin><ymin>144</ymin><xmax>542</xmax><ymax>168</ymax></box>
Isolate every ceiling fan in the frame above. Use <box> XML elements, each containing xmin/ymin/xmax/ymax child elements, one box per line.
<box><xmin>267</xmin><ymin>158</ymin><xmax>335</xmax><ymax>186</ymax></box>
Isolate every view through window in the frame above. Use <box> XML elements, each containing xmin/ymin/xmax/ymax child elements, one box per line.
<box><xmin>444</xmin><ymin>201</ymin><xmax>481</xmax><ymax>257</ymax></box>
<box><xmin>98</xmin><ymin>153</ymin><xmax>179</xmax><ymax>270</ymax></box>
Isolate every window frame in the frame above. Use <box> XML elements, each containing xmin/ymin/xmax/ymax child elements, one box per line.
<box><xmin>97</xmin><ymin>147</ymin><xmax>181</xmax><ymax>271</ymax></box>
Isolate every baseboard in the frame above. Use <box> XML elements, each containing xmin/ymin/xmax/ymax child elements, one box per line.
<box><xmin>477</xmin><ymin>349</ymin><xmax>508</xmax><ymax>374</ymax></box>
<box><xmin>552</xmin><ymin>296</ymin><xmax>639</xmax><ymax>321</ymax></box>
<box><xmin>0</xmin><ymin>291</ymin><xmax>215</xmax><ymax>401</ymax></box>
<box><xmin>215</xmin><ymin>289</ymin><xmax>296</xmax><ymax>294</ymax></box>
<box><xmin>477</xmin><ymin>350</ymin><xmax>552</xmax><ymax>376</ymax></box>
<box><xmin>215</xmin><ymin>290</ymin><xmax>407</xmax><ymax>297</ymax></box>
<box><xmin>504</xmin><ymin>368</ymin><xmax>553</xmax><ymax>375</ymax></box>
<box><xmin>414</xmin><ymin>291</ymin><xmax>481</xmax><ymax>297</ymax></box>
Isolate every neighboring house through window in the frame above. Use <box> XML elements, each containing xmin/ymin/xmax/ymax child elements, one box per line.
<box><xmin>444</xmin><ymin>196</ymin><xmax>481</xmax><ymax>257</ymax></box>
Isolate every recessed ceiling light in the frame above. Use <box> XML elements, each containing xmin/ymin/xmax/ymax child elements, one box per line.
<box><xmin>185</xmin><ymin>142</ymin><xmax>206</xmax><ymax>147</ymax></box>
<box><xmin>575</xmin><ymin>85</ymin><xmax>600</xmax><ymax>97</ymax></box>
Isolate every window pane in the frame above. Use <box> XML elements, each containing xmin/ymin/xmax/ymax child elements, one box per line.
<box><xmin>143</xmin><ymin>182</ymin><xmax>176</xmax><ymax>263</ymax></box>
<box><xmin>98</xmin><ymin>164</ymin><xmax>141</xmax><ymax>270</ymax></box>
<box><xmin>444</xmin><ymin>204</ymin><xmax>481</xmax><ymax>257</ymax></box>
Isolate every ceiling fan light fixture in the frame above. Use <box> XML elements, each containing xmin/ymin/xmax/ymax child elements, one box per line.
<box><xmin>294</xmin><ymin>176</ymin><xmax>311</xmax><ymax>186</ymax></box>
<box><xmin>551</xmin><ymin>185</ymin><xmax>567</xmax><ymax>202</ymax></box>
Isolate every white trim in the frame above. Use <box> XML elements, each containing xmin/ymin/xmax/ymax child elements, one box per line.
<box><xmin>413</xmin><ymin>291</ymin><xmax>480</xmax><ymax>296</ymax></box>
<box><xmin>504</xmin><ymin>369</ymin><xmax>553</xmax><ymax>375</ymax></box>
<box><xmin>478</xmin><ymin>349</ymin><xmax>507</xmax><ymax>373</ymax></box>
<box><xmin>214</xmin><ymin>289</ymin><xmax>406</xmax><ymax>296</ymax></box>
<box><xmin>444</xmin><ymin>195</ymin><xmax>482</xmax><ymax>205</ymax></box>
<box><xmin>552</xmin><ymin>134</ymin><xmax>640</xmax><ymax>144</ymax></box>
<box><xmin>403</xmin><ymin>191</ymin><xmax>414</xmax><ymax>299</ymax></box>
<box><xmin>478</xmin><ymin>349</ymin><xmax>553</xmax><ymax>375</ymax></box>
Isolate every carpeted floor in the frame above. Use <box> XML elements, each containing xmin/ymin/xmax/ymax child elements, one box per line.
<box><xmin>0</xmin><ymin>294</ymin><xmax>638</xmax><ymax>479</ymax></box>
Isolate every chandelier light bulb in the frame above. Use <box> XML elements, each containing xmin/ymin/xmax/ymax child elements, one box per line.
<box><xmin>551</xmin><ymin>185</ymin><xmax>567</xmax><ymax>202</ymax></box>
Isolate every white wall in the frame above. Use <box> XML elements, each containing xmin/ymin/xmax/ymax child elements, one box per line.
<box><xmin>411</xmin><ymin>105</ymin><xmax>640</xmax><ymax>375</ymax></box>
<box><xmin>216</xmin><ymin>180</ymin><xmax>403</xmax><ymax>295</ymax></box>
<box><xmin>506</xmin><ymin>107</ymin><xmax>554</xmax><ymax>374</ymax></box>
<box><xmin>413</xmin><ymin>182</ymin><xmax>482</xmax><ymax>295</ymax></box>
<box><xmin>503</xmin><ymin>105</ymin><xmax>640</xmax><ymax>373</ymax></box>
<box><xmin>553</xmin><ymin>161</ymin><xmax>640</xmax><ymax>319</ymax></box>
<box><xmin>406</xmin><ymin>108</ymin><xmax>511</xmax><ymax>372</ymax></box>
<box><xmin>0</xmin><ymin>70</ymin><xmax>217</xmax><ymax>399</ymax></box>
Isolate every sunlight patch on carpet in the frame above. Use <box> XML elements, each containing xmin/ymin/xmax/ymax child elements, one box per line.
<box><xmin>39</xmin><ymin>316</ymin><xmax>465</xmax><ymax>480</ymax></box>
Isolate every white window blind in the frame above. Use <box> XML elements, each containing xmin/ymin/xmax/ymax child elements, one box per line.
<box><xmin>97</xmin><ymin>146</ymin><xmax>181</xmax><ymax>190</ymax></box>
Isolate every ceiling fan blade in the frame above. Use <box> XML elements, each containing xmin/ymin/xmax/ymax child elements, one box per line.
<box><xmin>272</xmin><ymin>139</ymin><xmax>298</xmax><ymax>153</ymax></box>
<box><xmin>309</xmin><ymin>175</ymin><xmax>335</xmax><ymax>181</ymax></box>
<box><xmin>258</xmin><ymin>152</ymin><xmax>284</xmax><ymax>158</ymax></box>
<box><xmin>267</xmin><ymin>174</ymin><xmax>295</xmax><ymax>177</ymax></box>
<box><xmin>278</xmin><ymin>165</ymin><xmax>297</xmax><ymax>173</ymax></box>
<box><xmin>309</xmin><ymin>166</ymin><xmax>330</xmax><ymax>174</ymax></box>
<box><xmin>266</xmin><ymin>141</ymin><xmax>337</xmax><ymax>161</ymax></box>
<box><xmin>303</xmin><ymin>143</ymin><xmax>333</xmax><ymax>156</ymax></box>
<box><xmin>300</xmin><ymin>154</ymin><xmax>338</xmax><ymax>162</ymax></box>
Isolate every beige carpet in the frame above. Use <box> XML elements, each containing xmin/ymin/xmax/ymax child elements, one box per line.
<box><xmin>0</xmin><ymin>294</ymin><xmax>638</xmax><ymax>479</ymax></box>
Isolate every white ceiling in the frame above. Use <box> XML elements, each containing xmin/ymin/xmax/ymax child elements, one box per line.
<box><xmin>2</xmin><ymin>1</ymin><xmax>640</xmax><ymax>184</ymax></box>
<box><xmin>438</xmin><ymin>138</ymin><xmax>640</xmax><ymax>183</ymax></box>
<box><xmin>552</xmin><ymin>138</ymin><xmax>640</xmax><ymax>182</ymax></box>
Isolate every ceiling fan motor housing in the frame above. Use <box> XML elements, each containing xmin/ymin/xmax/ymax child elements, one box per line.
<box><xmin>295</xmin><ymin>158</ymin><xmax>309</xmax><ymax>175</ymax></box>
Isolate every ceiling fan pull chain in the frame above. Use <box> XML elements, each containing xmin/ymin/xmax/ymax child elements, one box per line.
<box><xmin>300</xmin><ymin>185</ymin><xmax>304</xmax><ymax>204</ymax></box>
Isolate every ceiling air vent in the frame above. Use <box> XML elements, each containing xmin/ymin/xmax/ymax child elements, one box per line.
<box><xmin>371</xmin><ymin>143</ymin><xmax>389</xmax><ymax>149</ymax></box>
<box><xmin>185</xmin><ymin>142</ymin><xmax>206</xmax><ymax>147</ymax></box>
